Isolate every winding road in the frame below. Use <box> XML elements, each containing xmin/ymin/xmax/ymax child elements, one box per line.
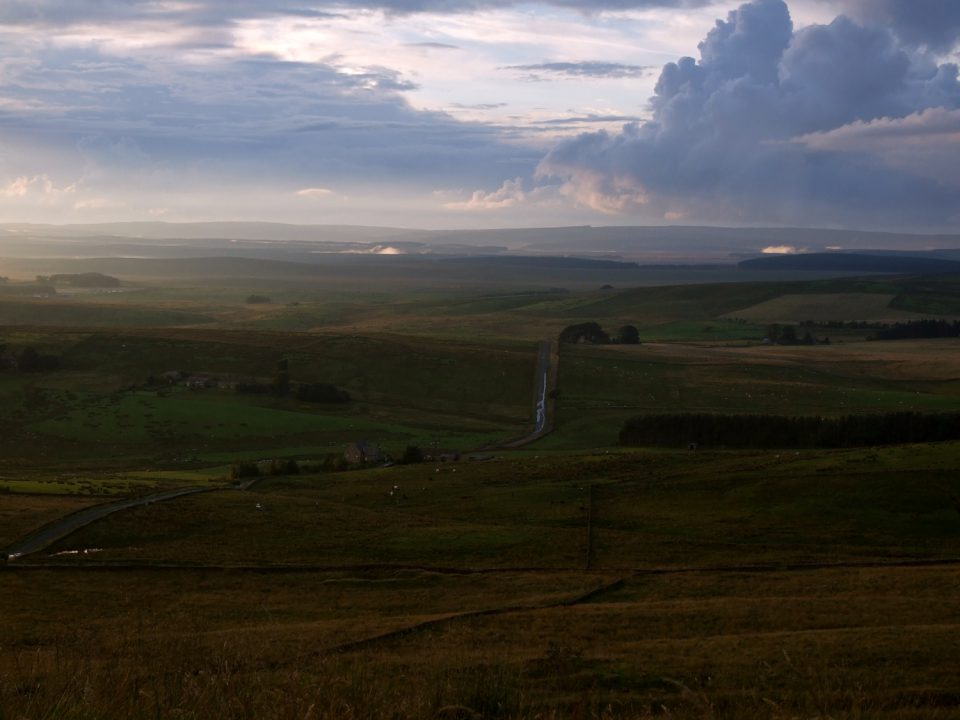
<box><xmin>496</xmin><ymin>339</ymin><xmax>556</xmax><ymax>449</ymax></box>
<box><xmin>4</xmin><ymin>341</ymin><xmax>556</xmax><ymax>561</ymax></box>
<box><xmin>3</xmin><ymin>484</ymin><xmax>233</xmax><ymax>561</ymax></box>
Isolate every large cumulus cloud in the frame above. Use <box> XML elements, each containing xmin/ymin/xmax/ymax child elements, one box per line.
<box><xmin>837</xmin><ymin>0</ymin><xmax>960</xmax><ymax>52</ymax></box>
<box><xmin>538</xmin><ymin>0</ymin><xmax>960</xmax><ymax>228</ymax></box>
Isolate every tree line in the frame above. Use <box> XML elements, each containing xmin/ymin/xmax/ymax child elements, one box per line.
<box><xmin>36</xmin><ymin>273</ymin><xmax>120</xmax><ymax>287</ymax></box>
<box><xmin>235</xmin><ymin>358</ymin><xmax>351</xmax><ymax>403</ymax></box>
<box><xmin>559</xmin><ymin>322</ymin><xmax>640</xmax><ymax>345</ymax></box>
<box><xmin>0</xmin><ymin>345</ymin><xmax>60</xmax><ymax>372</ymax></box>
<box><xmin>869</xmin><ymin>319</ymin><xmax>960</xmax><ymax>341</ymax></box>
<box><xmin>619</xmin><ymin>411</ymin><xmax>960</xmax><ymax>448</ymax></box>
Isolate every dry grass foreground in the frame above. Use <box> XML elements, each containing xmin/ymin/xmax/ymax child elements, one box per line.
<box><xmin>1</xmin><ymin>565</ymin><xmax>959</xmax><ymax>719</ymax></box>
<box><xmin>4</xmin><ymin>443</ymin><xmax>960</xmax><ymax>719</ymax></box>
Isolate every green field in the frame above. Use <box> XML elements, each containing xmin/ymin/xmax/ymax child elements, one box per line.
<box><xmin>5</xmin><ymin>261</ymin><xmax>960</xmax><ymax>718</ymax></box>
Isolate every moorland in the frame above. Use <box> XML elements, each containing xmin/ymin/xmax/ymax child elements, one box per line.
<box><xmin>2</xmin><ymin>224</ymin><xmax>960</xmax><ymax>719</ymax></box>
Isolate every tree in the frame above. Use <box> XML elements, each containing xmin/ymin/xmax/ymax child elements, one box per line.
<box><xmin>230</xmin><ymin>462</ymin><xmax>260</xmax><ymax>479</ymax></box>
<box><xmin>273</xmin><ymin>358</ymin><xmax>290</xmax><ymax>395</ymax></box>
<box><xmin>400</xmin><ymin>445</ymin><xmax>424</xmax><ymax>464</ymax></box>
<box><xmin>18</xmin><ymin>347</ymin><xmax>40</xmax><ymax>372</ymax></box>
<box><xmin>559</xmin><ymin>322</ymin><xmax>610</xmax><ymax>345</ymax></box>
<box><xmin>780</xmin><ymin>325</ymin><xmax>797</xmax><ymax>345</ymax></box>
<box><xmin>297</xmin><ymin>383</ymin><xmax>350</xmax><ymax>403</ymax></box>
<box><xmin>618</xmin><ymin>325</ymin><xmax>640</xmax><ymax>345</ymax></box>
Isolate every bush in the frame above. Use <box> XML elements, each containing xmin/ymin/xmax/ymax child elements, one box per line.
<box><xmin>558</xmin><ymin>322</ymin><xmax>609</xmax><ymax>345</ymax></box>
<box><xmin>229</xmin><ymin>462</ymin><xmax>261</xmax><ymax>480</ymax></box>
<box><xmin>297</xmin><ymin>382</ymin><xmax>350</xmax><ymax>403</ymax></box>
<box><xmin>268</xmin><ymin>459</ymin><xmax>300</xmax><ymax>476</ymax></box>
<box><xmin>299</xmin><ymin>454</ymin><xmax>350</xmax><ymax>473</ymax></box>
<box><xmin>400</xmin><ymin>445</ymin><xmax>424</xmax><ymax>464</ymax></box>
<box><xmin>618</xmin><ymin>325</ymin><xmax>640</xmax><ymax>344</ymax></box>
<box><xmin>619</xmin><ymin>411</ymin><xmax>960</xmax><ymax>449</ymax></box>
<box><xmin>17</xmin><ymin>347</ymin><xmax>60</xmax><ymax>372</ymax></box>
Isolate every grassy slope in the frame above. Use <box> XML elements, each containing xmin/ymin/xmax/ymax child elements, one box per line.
<box><xmin>0</xmin><ymin>329</ymin><xmax>536</xmax><ymax>481</ymax></box>
<box><xmin>40</xmin><ymin>443</ymin><xmax>960</xmax><ymax>569</ymax></box>
<box><xmin>542</xmin><ymin>339</ymin><xmax>960</xmax><ymax>450</ymax></box>
<box><xmin>6</xmin><ymin>270</ymin><xmax>960</xmax><ymax>718</ymax></box>
<box><xmin>5</xmin><ymin>443</ymin><xmax>960</xmax><ymax>718</ymax></box>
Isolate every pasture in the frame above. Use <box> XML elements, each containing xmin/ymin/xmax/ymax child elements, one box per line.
<box><xmin>5</xmin><ymin>259</ymin><xmax>960</xmax><ymax>718</ymax></box>
<box><xmin>4</xmin><ymin>442</ymin><xmax>960</xmax><ymax>718</ymax></box>
<box><xmin>34</xmin><ymin>443</ymin><xmax>960</xmax><ymax>569</ymax></box>
<box><xmin>544</xmin><ymin>339</ymin><xmax>960</xmax><ymax>449</ymax></box>
<box><xmin>724</xmin><ymin>292</ymin><xmax>923</xmax><ymax>323</ymax></box>
<box><xmin>0</xmin><ymin>328</ymin><xmax>536</xmax><ymax>482</ymax></box>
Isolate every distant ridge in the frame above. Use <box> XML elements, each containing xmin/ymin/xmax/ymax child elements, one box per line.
<box><xmin>437</xmin><ymin>255</ymin><xmax>638</xmax><ymax>269</ymax></box>
<box><xmin>739</xmin><ymin>253</ymin><xmax>960</xmax><ymax>274</ymax></box>
<box><xmin>5</xmin><ymin>222</ymin><xmax>960</xmax><ymax>262</ymax></box>
<box><xmin>0</xmin><ymin>221</ymin><xmax>419</xmax><ymax>243</ymax></box>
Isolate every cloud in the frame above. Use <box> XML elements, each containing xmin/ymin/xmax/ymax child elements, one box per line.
<box><xmin>794</xmin><ymin>107</ymin><xmax>960</xmax><ymax>189</ymax></box>
<box><xmin>503</xmin><ymin>61</ymin><xmax>654</xmax><ymax>80</ymax></box>
<box><xmin>0</xmin><ymin>31</ymin><xmax>539</xmax><ymax>212</ymax></box>
<box><xmin>295</xmin><ymin>187</ymin><xmax>337</xmax><ymax>197</ymax></box>
<box><xmin>537</xmin><ymin>0</ymin><xmax>960</xmax><ymax>228</ymax></box>
<box><xmin>449</xmin><ymin>102</ymin><xmax>509</xmax><ymax>110</ymax></box>
<box><xmin>443</xmin><ymin>178</ymin><xmax>527</xmax><ymax>210</ymax></box>
<box><xmin>404</xmin><ymin>42</ymin><xmax>461</xmax><ymax>49</ymax></box>
<box><xmin>1</xmin><ymin>175</ymin><xmax>53</xmax><ymax>198</ymax></box>
<box><xmin>73</xmin><ymin>197</ymin><xmax>126</xmax><ymax>211</ymax></box>
<box><xmin>0</xmin><ymin>174</ymin><xmax>74</xmax><ymax>200</ymax></box>
<box><xmin>0</xmin><ymin>0</ymin><xmax>715</xmax><ymax>28</ymax></box>
<box><xmin>538</xmin><ymin>114</ymin><xmax>643</xmax><ymax>125</ymax></box>
<box><xmin>835</xmin><ymin>0</ymin><xmax>960</xmax><ymax>52</ymax></box>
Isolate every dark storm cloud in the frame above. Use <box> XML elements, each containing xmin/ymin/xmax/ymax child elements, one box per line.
<box><xmin>503</xmin><ymin>62</ymin><xmax>653</xmax><ymax>80</ymax></box>
<box><xmin>836</xmin><ymin>0</ymin><xmax>960</xmax><ymax>52</ymax></box>
<box><xmin>537</xmin><ymin>0</ymin><xmax>960</xmax><ymax>228</ymax></box>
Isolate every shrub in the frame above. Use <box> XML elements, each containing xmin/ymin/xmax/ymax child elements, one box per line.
<box><xmin>229</xmin><ymin>462</ymin><xmax>261</xmax><ymax>479</ymax></box>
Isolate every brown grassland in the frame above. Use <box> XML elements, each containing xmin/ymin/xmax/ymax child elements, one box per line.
<box><xmin>3</xmin><ymin>268</ymin><xmax>960</xmax><ymax>718</ymax></box>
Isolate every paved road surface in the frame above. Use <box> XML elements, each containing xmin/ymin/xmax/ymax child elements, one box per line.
<box><xmin>497</xmin><ymin>340</ymin><xmax>554</xmax><ymax>449</ymax></box>
<box><xmin>3</xmin><ymin>485</ymin><xmax>214</xmax><ymax>560</ymax></box>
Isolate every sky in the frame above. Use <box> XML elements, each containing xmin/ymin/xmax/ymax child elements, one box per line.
<box><xmin>0</xmin><ymin>0</ymin><xmax>957</xmax><ymax>231</ymax></box>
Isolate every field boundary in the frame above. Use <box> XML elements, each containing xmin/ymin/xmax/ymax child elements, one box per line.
<box><xmin>306</xmin><ymin>575</ymin><xmax>628</xmax><ymax>659</ymax></box>
<box><xmin>6</xmin><ymin>557</ymin><xmax>960</xmax><ymax>575</ymax></box>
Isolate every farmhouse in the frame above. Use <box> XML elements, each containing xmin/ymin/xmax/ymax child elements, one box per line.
<box><xmin>345</xmin><ymin>441</ymin><xmax>385</xmax><ymax>465</ymax></box>
<box><xmin>424</xmin><ymin>448</ymin><xmax>461</xmax><ymax>462</ymax></box>
<box><xmin>217</xmin><ymin>374</ymin><xmax>257</xmax><ymax>390</ymax></box>
<box><xmin>160</xmin><ymin>370</ymin><xmax>184</xmax><ymax>384</ymax></box>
